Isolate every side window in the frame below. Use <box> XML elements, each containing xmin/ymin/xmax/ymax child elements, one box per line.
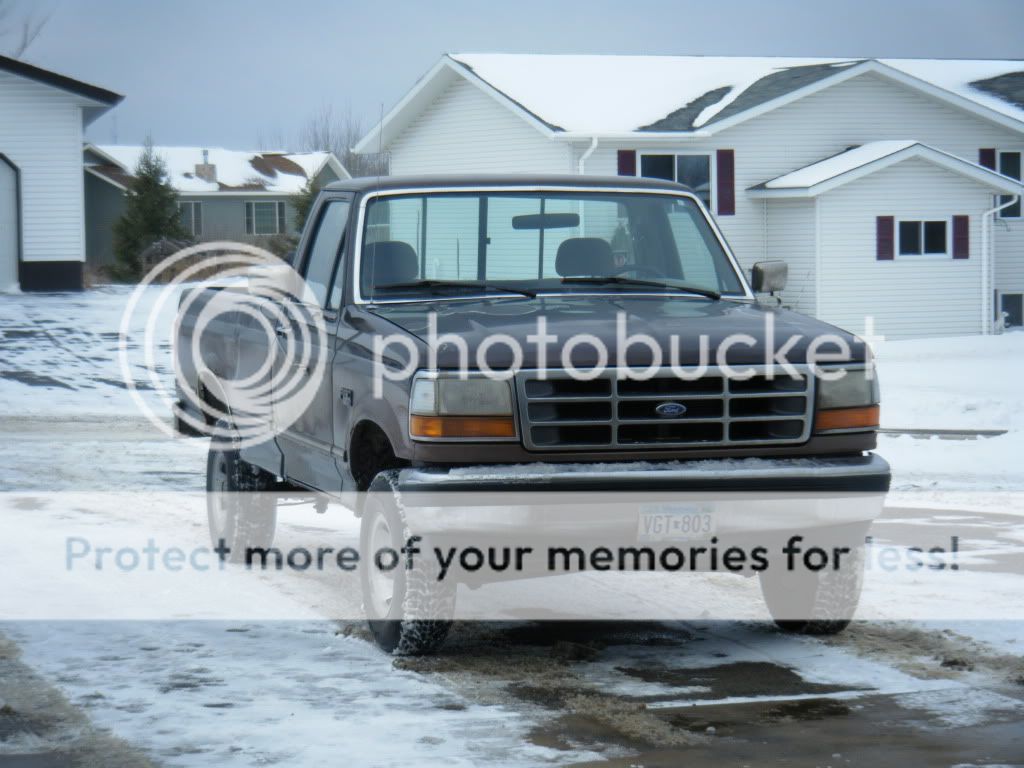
<box><xmin>665</xmin><ymin>202</ymin><xmax>720</xmax><ymax>288</ymax></box>
<box><xmin>302</xmin><ymin>199</ymin><xmax>350</xmax><ymax>307</ymax></box>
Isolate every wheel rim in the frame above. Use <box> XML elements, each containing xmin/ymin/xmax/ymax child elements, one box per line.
<box><xmin>367</xmin><ymin>511</ymin><xmax>396</xmax><ymax>618</ymax></box>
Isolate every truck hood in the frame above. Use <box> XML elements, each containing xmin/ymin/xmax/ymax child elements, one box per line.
<box><xmin>367</xmin><ymin>295</ymin><xmax>867</xmax><ymax>369</ymax></box>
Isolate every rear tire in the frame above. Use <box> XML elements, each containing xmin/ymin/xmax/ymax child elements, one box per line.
<box><xmin>359</xmin><ymin>470</ymin><xmax>454</xmax><ymax>655</ymax></box>
<box><xmin>206</xmin><ymin>438</ymin><xmax>277</xmax><ymax>563</ymax></box>
<box><xmin>760</xmin><ymin>537</ymin><xmax>866</xmax><ymax>636</ymax></box>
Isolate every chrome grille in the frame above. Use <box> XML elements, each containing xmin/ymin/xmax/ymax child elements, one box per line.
<box><xmin>515</xmin><ymin>367</ymin><xmax>814</xmax><ymax>451</ymax></box>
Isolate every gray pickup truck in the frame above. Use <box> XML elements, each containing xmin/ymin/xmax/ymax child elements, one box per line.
<box><xmin>176</xmin><ymin>174</ymin><xmax>889</xmax><ymax>654</ymax></box>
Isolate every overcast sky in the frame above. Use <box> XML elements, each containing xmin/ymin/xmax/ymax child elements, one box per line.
<box><xmin>10</xmin><ymin>0</ymin><xmax>1024</xmax><ymax>150</ymax></box>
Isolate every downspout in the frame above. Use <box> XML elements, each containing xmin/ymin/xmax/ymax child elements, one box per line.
<box><xmin>577</xmin><ymin>137</ymin><xmax>598</xmax><ymax>175</ymax></box>
<box><xmin>814</xmin><ymin>198</ymin><xmax>822</xmax><ymax>318</ymax></box>
<box><xmin>981</xmin><ymin>194</ymin><xmax>1019</xmax><ymax>334</ymax></box>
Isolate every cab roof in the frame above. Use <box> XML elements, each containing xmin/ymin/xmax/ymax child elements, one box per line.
<box><xmin>324</xmin><ymin>174</ymin><xmax>693</xmax><ymax>195</ymax></box>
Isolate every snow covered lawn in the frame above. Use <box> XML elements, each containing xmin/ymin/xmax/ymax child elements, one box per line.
<box><xmin>874</xmin><ymin>331</ymin><xmax>1024</xmax><ymax>497</ymax></box>
<box><xmin>0</xmin><ymin>285</ymin><xmax>176</xmax><ymax>419</ymax></box>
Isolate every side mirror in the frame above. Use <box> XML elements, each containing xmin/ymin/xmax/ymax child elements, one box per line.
<box><xmin>750</xmin><ymin>260</ymin><xmax>788</xmax><ymax>293</ymax></box>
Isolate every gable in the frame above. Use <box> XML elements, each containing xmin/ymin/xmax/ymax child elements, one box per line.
<box><xmin>714</xmin><ymin>71</ymin><xmax>1024</xmax><ymax>162</ymax></box>
<box><xmin>388</xmin><ymin>77</ymin><xmax>570</xmax><ymax>175</ymax></box>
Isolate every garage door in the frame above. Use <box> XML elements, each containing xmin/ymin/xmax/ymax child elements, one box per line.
<box><xmin>0</xmin><ymin>156</ymin><xmax>18</xmax><ymax>291</ymax></box>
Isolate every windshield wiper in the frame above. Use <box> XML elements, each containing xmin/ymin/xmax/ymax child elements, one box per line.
<box><xmin>376</xmin><ymin>279</ymin><xmax>537</xmax><ymax>298</ymax></box>
<box><xmin>559</xmin><ymin>276</ymin><xmax>721</xmax><ymax>301</ymax></box>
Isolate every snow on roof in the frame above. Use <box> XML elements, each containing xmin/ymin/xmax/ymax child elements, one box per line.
<box><xmin>94</xmin><ymin>145</ymin><xmax>337</xmax><ymax>194</ymax></box>
<box><xmin>751</xmin><ymin>140</ymin><xmax>1024</xmax><ymax>197</ymax></box>
<box><xmin>761</xmin><ymin>141</ymin><xmax>919</xmax><ymax>188</ymax></box>
<box><xmin>448</xmin><ymin>54</ymin><xmax>1024</xmax><ymax>134</ymax></box>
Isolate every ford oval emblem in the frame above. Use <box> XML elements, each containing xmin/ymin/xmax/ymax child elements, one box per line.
<box><xmin>655</xmin><ymin>402</ymin><xmax>687</xmax><ymax>418</ymax></box>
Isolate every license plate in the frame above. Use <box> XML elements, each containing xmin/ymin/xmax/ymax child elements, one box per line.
<box><xmin>637</xmin><ymin>503</ymin><xmax>715</xmax><ymax>542</ymax></box>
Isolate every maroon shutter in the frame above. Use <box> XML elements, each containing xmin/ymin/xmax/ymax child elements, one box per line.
<box><xmin>876</xmin><ymin>216</ymin><xmax>894</xmax><ymax>260</ymax></box>
<box><xmin>979</xmin><ymin>148</ymin><xmax>997</xmax><ymax>170</ymax></box>
<box><xmin>716</xmin><ymin>149</ymin><xmax>735</xmax><ymax>215</ymax></box>
<box><xmin>952</xmin><ymin>215</ymin><xmax>970</xmax><ymax>259</ymax></box>
<box><xmin>617</xmin><ymin>150</ymin><xmax>636</xmax><ymax>176</ymax></box>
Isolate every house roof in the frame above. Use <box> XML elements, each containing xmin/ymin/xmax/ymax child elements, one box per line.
<box><xmin>0</xmin><ymin>53</ymin><xmax>123</xmax><ymax>106</ymax></box>
<box><xmin>85</xmin><ymin>163</ymin><xmax>133</xmax><ymax>191</ymax></box>
<box><xmin>748</xmin><ymin>141</ymin><xmax>1024</xmax><ymax>198</ymax></box>
<box><xmin>86</xmin><ymin>145</ymin><xmax>349</xmax><ymax>195</ymax></box>
<box><xmin>356</xmin><ymin>54</ymin><xmax>1024</xmax><ymax>151</ymax></box>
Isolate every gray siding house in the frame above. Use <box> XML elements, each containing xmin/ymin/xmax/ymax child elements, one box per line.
<box><xmin>84</xmin><ymin>144</ymin><xmax>349</xmax><ymax>269</ymax></box>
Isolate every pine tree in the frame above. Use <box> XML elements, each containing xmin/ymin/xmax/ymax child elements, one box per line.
<box><xmin>112</xmin><ymin>139</ymin><xmax>186</xmax><ymax>280</ymax></box>
<box><xmin>292</xmin><ymin>175</ymin><xmax>320</xmax><ymax>232</ymax></box>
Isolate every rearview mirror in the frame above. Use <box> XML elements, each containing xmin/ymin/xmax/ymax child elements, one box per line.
<box><xmin>512</xmin><ymin>212</ymin><xmax>580</xmax><ymax>230</ymax></box>
<box><xmin>750</xmin><ymin>260</ymin><xmax>788</xmax><ymax>293</ymax></box>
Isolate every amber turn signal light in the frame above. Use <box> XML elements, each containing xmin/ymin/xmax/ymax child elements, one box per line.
<box><xmin>410</xmin><ymin>415</ymin><xmax>517</xmax><ymax>439</ymax></box>
<box><xmin>814</xmin><ymin>405</ymin><xmax>880</xmax><ymax>433</ymax></box>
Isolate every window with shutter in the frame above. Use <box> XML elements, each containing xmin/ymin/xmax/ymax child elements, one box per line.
<box><xmin>638</xmin><ymin>152</ymin><xmax>714</xmax><ymax>209</ymax></box>
<box><xmin>896</xmin><ymin>220</ymin><xmax>948</xmax><ymax>258</ymax></box>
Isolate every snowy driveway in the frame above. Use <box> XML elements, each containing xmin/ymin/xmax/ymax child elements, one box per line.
<box><xmin>1</xmin><ymin>290</ymin><xmax>1023</xmax><ymax>766</ymax></box>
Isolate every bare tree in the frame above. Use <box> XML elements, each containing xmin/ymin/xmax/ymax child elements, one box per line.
<box><xmin>298</xmin><ymin>104</ymin><xmax>388</xmax><ymax>178</ymax></box>
<box><xmin>0</xmin><ymin>0</ymin><xmax>51</xmax><ymax>58</ymax></box>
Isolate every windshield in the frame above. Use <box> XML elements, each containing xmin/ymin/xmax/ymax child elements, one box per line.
<box><xmin>359</xmin><ymin>191</ymin><xmax>746</xmax><ymax>300</ymax></box>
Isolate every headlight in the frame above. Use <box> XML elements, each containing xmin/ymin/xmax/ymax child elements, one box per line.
<box><xmin>814</xmin><ymin>366</ymin><xmax>880</xmax><ymax>432</ymax></box>
<box><xmin>410</xmin><ymin>374</ymin><xmax>516</xmax><ymax>439</ymax></box>
<box><xmin>817</xmin><ymin>367</ymin><xmax>879</xmax><ymax>409</ymax></box>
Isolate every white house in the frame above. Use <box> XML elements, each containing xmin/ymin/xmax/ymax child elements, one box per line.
<box><xmin>82</xmin><ymin>145</ymin><xmax>349</xmax><ymax>268</ymax></box>
<box><xmin>0</xmin><ymin>54</ymin><xmax>122</xmax><ymax>291</ymax></box>
<box><xmin>354</xmin><ymin>54</ymin><xmax>1024</xmax><ymax>339</ymax></box>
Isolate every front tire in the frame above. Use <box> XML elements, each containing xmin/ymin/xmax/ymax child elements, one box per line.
<box><xmin>759</xmin><ymin>537</ymin><xmax>866</xmax><ymax>636</ymax></box>
<box><xmin>359</xmin><ymin>470</ymin><xmax>454</xmax><ymax>655</ymax></box>
<box><xmin>206</xmin><ymin>439</ymin><xmax>277</xmax><ymax>563</ymax></box>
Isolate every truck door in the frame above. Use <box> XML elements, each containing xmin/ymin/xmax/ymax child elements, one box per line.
<box><xmin>273</xmin><ymin>197</ymin><xmax>351</xmax><ymax>492</ymax></box>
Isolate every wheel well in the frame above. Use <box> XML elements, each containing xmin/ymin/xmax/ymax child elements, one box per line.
<box><xmin>349</xmin><ymin>420</ymin><xmax>406</xmax><ymax>491</ymax></box>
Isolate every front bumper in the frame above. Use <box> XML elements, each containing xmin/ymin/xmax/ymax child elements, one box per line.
<box><xmin>392</xmin><ymin>454</ymin><xmax>890</xmax><ymax>537</ymax></box>
<box><xmin>399</xmin><ymin>453</ymin><xmax>890</xmax><ymax>494</ymax></box>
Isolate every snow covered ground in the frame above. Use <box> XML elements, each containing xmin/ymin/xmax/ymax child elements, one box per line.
<box><xmin>1</xmin><ymin>289</ymin><xmax>1023</xmax><ymax>766</ymax></box>
<box><xmin>875</xmin><ymin>331</ymin><xmax>1024</xmax><ymax>506</ymax></box>
<box><xmin>0</xmin><ymin>284</ymin><xmax>177</xmax><ymax>419</ymax></box>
